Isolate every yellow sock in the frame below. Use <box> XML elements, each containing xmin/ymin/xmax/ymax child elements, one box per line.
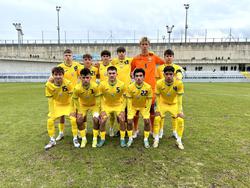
<box><xmin>47</xmin><ymin>118</ymin><xmax>55</xmax><ymax>137</ymax></box>
<box><xmin>172</xmin><ymin>117</ymin><xmax>177</xmax><ymax>132</ymax></box>
<box><xmin>100</xmin><ymin>131</ymin><xmax>106</xmax><ymax>140</ymax></box>
<box><xmin>177</xmin><ymin>117</ymin><xmax>184</xmax><ymax>138</ymax></box>
<box><xmin>70</xmin><ymin>117</ymin><xmax>78</xmax><ymax>137</ymax></box>
<box><xmin>160</xmin><ymin>118</ymin><xmax>164</xmax><ymax>131</ymax></box>
<box><xmin>144</xmin><ymin>131</ymin><xmax>150</xmax><ymax>140</ymax></box>
<box><xmin>93</xmin><ymin>129</ymin><xmax>99</xmax><ymax>139</ymax></box>
<box><xmin>58</xmin><ymin>123</ymin><xmax>65</xmax><ymax>133</ymax></box>
<box><xmin>153</xmin><ymin>116</ymin><xmax>161</xmax><ymax>135</ymax></box>
<box><xmin>79</xmin><ymin>129</ymin><xmax>86</xmax><ymax>138</ymax></box>
<box><xmin>127</xmin><ymin>130</ymin><xmax>133</xmax><ymax>138</ymax></box>
<box><xmin>120</xmin><ymin>131</ymin><xmax>125</xmax><ymax>140</ymax></box>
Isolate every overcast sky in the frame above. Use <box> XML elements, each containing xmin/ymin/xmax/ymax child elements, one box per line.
<box><xmin>1</xmin><ymin>0</ymin><xmax>250</xmax><ymax>42</ymax></box>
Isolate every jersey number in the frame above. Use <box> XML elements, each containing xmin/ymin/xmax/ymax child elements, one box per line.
<box><xmin>116</xmin><ymin>87</ymin><xmax>121</xmax><ymax>93</ymax></box>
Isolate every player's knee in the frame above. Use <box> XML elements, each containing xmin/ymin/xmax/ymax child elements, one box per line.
<box><xmin>144</xmin><ymin>119</ymin><xmax>150</xmax><ymax>126</ymax></box>
<box><xmin>93</xmin><ymin>116</ymin><xmax>99</xmax><ymax>124</ymax></box>
<box><xmin>59</xmin><ymin>116</ymin><xmax>65</xmax><ymax>123</ymax></box>
<box><xmin>118</xmin><ymin>113</ymin><xmax>125</xmax><ymax>123</ymax></box>
<box><xmin>144</xmin><ymin>119</ymin><xmax>150</xmax><ymax>131</ymax></box>
<box><xmin>77</xmin><ymin>116</ymin><xmax>85</xmax><ymax>125</ymax></box>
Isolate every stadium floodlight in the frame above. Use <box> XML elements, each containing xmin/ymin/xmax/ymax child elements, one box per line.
<box><xmin>13</xmin><ymin>23</ymin><xmax>24</xmax><ymax>44</ymax></box>
<box><xmin>56</xmin><ymin>6</ymin><xmax>61</xmax><ymax>44</ymax></box>
<box><xmin>184</xmin><ymin>4</ymin><xmax>190</xmax><ymax>43</ymax></box>
<box><xmin>166</xmin><ymin>25</ymin><xmax>174</xmax><ymax>48</ymax></box>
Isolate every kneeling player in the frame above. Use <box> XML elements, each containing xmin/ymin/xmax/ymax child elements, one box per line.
<box><xmin>153</xmin><ymin>66</ymin><xmax>185</xmax><ymax>149</ymax></box>
<box><xmin>44</xmin><ymin>67</ymin><xmax>79</xmax><ymax>150</ymax></box>
<box><xmin>98</xmin><ymin>66</ymin><xmax>126</xmax><ymax>147</ymax></box>
<box><xmin>71</xmin><ymin>68</ymin><xmax>100</xmax><ymax>148</ymax></box>
<box><xmin>127</xmin><ymin>68</ymin><xmax>152</xmax><ymax>148</ymax></box>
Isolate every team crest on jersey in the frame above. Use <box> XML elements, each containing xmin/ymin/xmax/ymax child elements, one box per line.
<box><xmin>90</xmin><ymin>71</ymin><xmax>95</xmax><ymax>75</ymax></box>
<box><xmin>141</xmin><ymin>90</ymin><xmax>148</xmax><ymax>96</ymax></box>
<box><xmin>148</xmin><ymin>57</ymin><xmax>152</xmax><ymax>62</ymax></box>
<box><xmin>124</xmin><ymin>60</ymin><xmax>129</xmax><ymax>64</ymax></box>
<box><xmin>74</xmin><ymin>66</ymin><xmax>78</xmax><ymax>71</ymax></box>
<box><xmin>173</xmin><ymin>86</ymin><xmax>177</xmax><ymax>91</ymax></box>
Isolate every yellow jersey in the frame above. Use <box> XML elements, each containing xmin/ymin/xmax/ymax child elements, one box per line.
<box><xmin>58</xmin><ymin>61</ymin><xmax>84</xmax><ymax>87</ymax></box>
<box><xmin>156</xmin><ymin>63</ymin><xmax>184</xmax><ymax>80</ymax></box>
<box><xmin>156</xmin><ymin>78</ymin><xmax>184</xmax><ymax>105</ymax></box>
<box><xmin>45</xmin><ymin>78</ymin><xmax>73</xmax><ymax>106</ymax></box>
<box><xmin>126</xmin><ymin>82</ymin><xmax>152</xmax><ymax>108</ymax></box>
<box><xmin>99</xmin><ymin>79</ymin><xmax>125</xmax><ymax>107</ymax></box>
<box><xmin>89</xmin><ymin>66</ymin><xmax>98</xmax><ymax>83</ymax></box>
<box><xmin>111</xmin><ymin>57</ymin><xmax>133</xmax><ymax>87</ymax></box>
<box><xmin>99</xmin><ymin>61</ymin><xmax>112</xmax><ymax>82</ymax></box>
<box><xmin>72</xmin><ymin>82</ymin><xmax>100</xmax><ymax>107</ymax></box>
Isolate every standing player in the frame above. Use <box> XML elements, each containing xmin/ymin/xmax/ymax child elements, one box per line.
<box><xmin>79</xmin><ymin>53</ymin><xmax>99</xmax><ymax>133</ymax></box>
<box><xmin>111</xmin><ymin>46</ymin><xmax>133</xmax><ymax>87</ymax></box>
<box><xmin>98</xmin><ymin>50</ymin><xmax>113</xmax><ymax>82</ymax></box>
<box><xmin>111</xmin><ymin>46</ymin><xmax>133</xmax><ymax>136</ymax></box>
<box><xmin>156</xmin><ymin>49</ymin><xmax>184</xmax><ymax>139</ymax></box>
<box><xmin>81</xmin><ymin>53</ymin><xmax>98</xmax><ymax>83</ymax></box>
<box><xmin>97</xmin><ymin>50</ymin><xmax>116</xmax><ymax>137</ymax></box>
<box><xmin>44</xmin><ymin>67</ymin><xmax>80</xmax><ymax>150</ymax></box>
<box><xmin>55</xmin><ymin>49</ymin><xmax>83</xmax><ymax>141</ymax></box>
<box><xmin>126</xmin><ymin>68</ymin><xmax>152</xmax><ymax>148</ymax></box>
<box><xmin>153</xmin><ymin>66</ymin><xmax>185</xmax><ymax>149</ymax></box>
<box><xmin>71</xmin><ymin>68</ymin><xmax>100</xmax><ymax>148</ymax></box>
<box><xmin>131</xmin><ymin>37</ymin><xmax>164</xmax><ymax>137</ymax></box>
<box><xmin>98</xmin><ymin>66</ymin><xmax>126</xmax><ymax>147</ymax></box>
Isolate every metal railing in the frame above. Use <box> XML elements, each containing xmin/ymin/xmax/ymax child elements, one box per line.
<box><xmin>0</xmin><ymin>37</ymin><xmax>249</xmax><ymax>45</ymax></box>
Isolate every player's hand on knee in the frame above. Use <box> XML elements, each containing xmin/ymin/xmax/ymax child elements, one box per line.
<box><xmin>69</xmin><ymin>112</ymin><xmax>77</xmax><ymax>117</ymax></box>
<box><xmin>155</xmin><ymin>111</ymin><xmax>161</xmax><ymax>117</ymax></box>
<box><xmin>76</xmin><ymin>113</ymin><xmax>83</xmax><ymax>119</ymax></box>
<box><xmin>177</xmin><ymin>112</ymin><xmax>185</xmax><ymax>119</ymax></box>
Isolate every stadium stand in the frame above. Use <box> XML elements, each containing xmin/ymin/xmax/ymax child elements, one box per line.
<box><xmin>0</xmin><ymin>72</ymin><xmax>50</xmax><ymax>82</ymax></box>
<box><xmin>184</xmin><ymin>71</ymin><xmax>249</xmax><ymax>82</ymax></box>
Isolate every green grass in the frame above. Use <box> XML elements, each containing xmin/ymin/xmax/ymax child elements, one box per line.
<box><xmin>0</xmin><ymin>82</ymin><xmax>249</xmax><ymax>187</ymax></box>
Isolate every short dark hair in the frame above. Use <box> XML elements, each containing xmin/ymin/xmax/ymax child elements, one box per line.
<box><xmin>83</xmin><ymin>53</ymin><xmax>92</xmax><ymax>59</ymax></box>
<box><xmin>64</xmin><ymin>49</ymin><xmax>72</xmax><ymax>54</ymax></box>
<box><xmin>101</xmin><ymin>50</ymin><xmax>111</xmax><ymax>57</ymax></box>
<box><xmin>117</xmin><ymin>47</ymin><xmax>126</xmax><ymax>53</ymax></box>
<box><xmin>107</xmin><ymin>66</ymin><xmax>117</xmax><ymax>72</ymax></box>
<box><xmin>163</xmin><ymin>66</ymin><xmax>175</xmax><ymax>73</ymax></box>
<box><xmin>133</xmin><ymin>68</ymin><xmax>145</xmax><ymax>77</ymax></box>
<box><xmin>52</xmin><ymin>67</ymin><xmax>64</xmax><ymax>75</ymax></box>
<box><xmin>80</xmin><ymin>68</ymin><xmax>91</xmax><ymax>76</ymax></box>
<box><xmin>164</xmin><ymin>49</ymin><xmax>174</xmax><ymax>56</ymax></box>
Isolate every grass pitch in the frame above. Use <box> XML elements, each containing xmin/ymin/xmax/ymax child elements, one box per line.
<box><xmin>0</xmin><ymin>82</ymin><xmax>249</xmax><ymax>187</ymax></box>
